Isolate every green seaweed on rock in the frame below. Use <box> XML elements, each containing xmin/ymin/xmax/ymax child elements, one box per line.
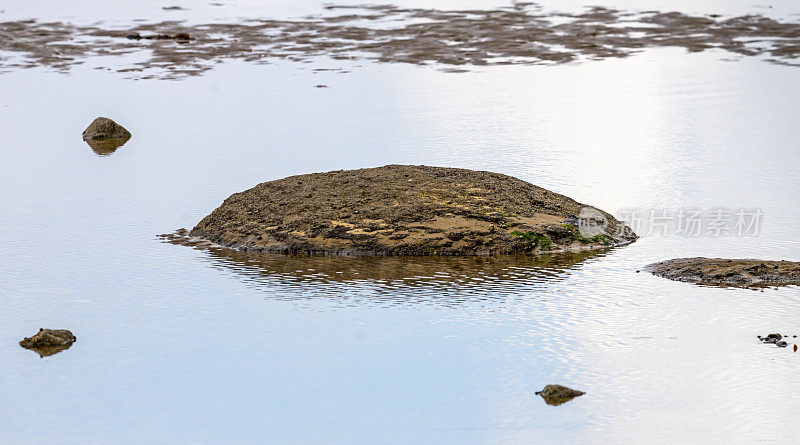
<box><xmin>510</xmin><ymin>231</ymin><xmax>553</xmax><ymax>250</ymax></box>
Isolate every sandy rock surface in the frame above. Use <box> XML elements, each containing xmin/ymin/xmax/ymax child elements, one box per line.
<box><xmin>645</xmin><ymin>257</ymin><xmax>800</xmax><ymax>287</ymax></box>
<box><xmin>190</xmin><ymin>165</ymin><xmax>636</xmax><ymax>255</ymax></box>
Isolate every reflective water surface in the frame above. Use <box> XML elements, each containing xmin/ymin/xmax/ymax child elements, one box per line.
<box><xmin>1</xmin><ymin>1</ymin><xmax>800</xmax><ymax>443</ymax></box>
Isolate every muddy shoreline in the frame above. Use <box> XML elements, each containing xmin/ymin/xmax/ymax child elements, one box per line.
<box><xmin>2</xmin><ymin>4</ymin><xmax>800</xmax><ymax>79</ymax></box>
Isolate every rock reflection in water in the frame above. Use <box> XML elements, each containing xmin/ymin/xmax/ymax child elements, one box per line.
<box><xmin>160</xmin><ymin>231</ymin><xmax>607</xmax><ymax>305</ymax></box>
<box><xmin>24</xmin><ymin>343</ymin><xmax>74</xmax><ymax>358</ymax></box>
<box><xmin>85</xmin><ymin>138</ymin><xmax>129</xmax><ymax>156</ymax></box>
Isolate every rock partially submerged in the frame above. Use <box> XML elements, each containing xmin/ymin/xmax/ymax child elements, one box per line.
<box><xmin>82</xmin><ymin>117</ymin><xmax>131</xmax><ymax>155</ymax></box>
<box><xmin>19</xmin><ymin>328</ymin><xmax>76</xmax><ymax>357</ymax></box>
<box><xmin>189</xmin><ymin>165</ymin><xmax>636</xmax><ymax>255</ymax></box>
<box><xmin>645</xmin><ymin>258</ymin><xmax>800</xmax><ymax>287</ymax></box>
<box><xmin>535</xmin><ymin>384</ymin><xmax>585</xmax><ymax>406</ymax></box>
<box><xmin>82</xmin><ymin>117</ymin><xmax>131</xmax><ymax>141</ymax></box>
<box><xmin>757</xmin><ymin>333</ymin><xmax>797</xmax><ymax>349</ymax></box>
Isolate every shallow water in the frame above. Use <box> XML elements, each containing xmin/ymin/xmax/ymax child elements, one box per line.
<box><xmin>1</xmin><ymin>1</ymin><xmax>800</xmax><ymax>443</ymax></box>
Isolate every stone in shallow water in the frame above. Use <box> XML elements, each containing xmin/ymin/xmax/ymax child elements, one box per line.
<box><xmin>82</xmin><ymin>117</ymin><xmax>131</xmax><ymax>141</ymax></box>
<box><xmin>19</xmin><ymin>328</ymin><xmax>76</xmax><ymax>357</ymax></box>
<box><xmin>189</xmin><ymin>165</ymin><xmax>637</xmax><ymax>255</ymax></box>
<box><xmin>645</xmin><ymin>258</ymin><xmax>800</xmax><ymax>287</ymax></box>
<box><xmin>535</xmin><ymin>384</ymin><xmax>585</xmax><ymax>406</ymax></box>
<box><xmin>82</xmin><ymin>117</ymin><xmax>131</xmax><ymax>155</ymax></box>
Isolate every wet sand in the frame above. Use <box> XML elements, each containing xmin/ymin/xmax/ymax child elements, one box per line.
<box><xmin>2</xmin><ymin>4</ymin><xmax>800</xmax><ymax>79</ymax></box>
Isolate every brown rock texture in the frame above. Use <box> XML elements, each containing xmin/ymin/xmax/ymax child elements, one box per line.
<box><xmin>189</xmin><ymin>165</ymin><xmax>636</xmax><ymax>255</ymax></box>
<box><xmin>535</xmin><ymin>384</ymin><xmax>586</xmax><ymax>405</ymax></box>
<box><xmin>19</xmin><ymin>328</ymin><xmax>76</xmax><ymax>357</ymax></box>
<box><xmin>82</xmin><ymin>117</ymin><xmax>131</xmax><ymax>141</ymax></box>
<box><xmin>645</xmin><ymin>258</ymin><xmax>800</xmax><ymax>287</ymax></box>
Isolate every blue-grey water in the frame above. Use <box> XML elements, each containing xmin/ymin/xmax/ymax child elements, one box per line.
<box><xmin>1</xmin><ymin>1</ymin><xmax>800</xmax><ymax>443</ymax></box>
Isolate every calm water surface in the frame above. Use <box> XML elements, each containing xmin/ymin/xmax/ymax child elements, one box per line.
<box><xmin>1</xmin><ymin>1</ymin><xmax>800</xmax><ymax>443</ymax></box>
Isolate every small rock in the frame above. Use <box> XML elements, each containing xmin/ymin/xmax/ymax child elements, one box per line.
<box><xmin>794</xmin><ymin>344</ymin><xmax>797</xmax><ymax>352</ymax></box>
<box><xmin>767</xmin><ymin>333</ymin><xmax>782</xmax><ymax>341</ymax></box>
<box><xmin>19</xmin><ymin>328</ymin><xmax>76</xmax><ymax>357</ymax></box>
<box><xmin>315</xmin><ymin>84</ymin><xmax>328</xmax><ymax>88</ymax></box>
<box><xmin>535</xmin><ymin>384</ymin><xmax>585</xmax><ymax>406</ymax></box>
<box><xmin>82</xmin><ymin>117</ymin><xmax>131</xmax><ymax>141</ymax></box>
<box><xmin>777</xmin><ymin>341</ymin><xmax>788</xmax><ymax>348</ymax></box>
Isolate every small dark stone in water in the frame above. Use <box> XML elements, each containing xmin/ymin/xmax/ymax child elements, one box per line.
<box><xmin>82</xmin><ymin>117</ymin><xmax>131</xmax><ymax>155</ymax></box>
<box><xmin>125</xmin><ymin>32</ymin><xmax>191</xmax><ymax>41</ymax></box>
<box><xmin>794</xmin><ymin>344</ymin><xmax>798</xmax><ymax>352</ymax></box>
<box><xmin>19</xmin><ymin>328</ymin><xmax>76</xmax><ymax>357</ymax></box>
<box><xmin>776</xmin><ymin>341</ymin><xmax>788</xmax><ymax>348</ymax></box>
<box><xmin>315</xmin><ymin>84</ymin><xmax>328</xmax><ymax>88</ymax></box>
<box><xmin>636</xmin><ymin>270</ymin><xmax>640</xmax><ymax>273</ymax></box>
<box><xmin>83</xmin><ymin>117</ymin><xmax>131</xmax><ymax>141</ymax></box>
<box><xmin>535</xmin><ymin>384</ymin><xmax>585</xmax><ymax>406</ymax></box>
<box><xmin>767</xmin><ymin>333</ymin><xmax>782</xmax><ymax>341</ymax></box>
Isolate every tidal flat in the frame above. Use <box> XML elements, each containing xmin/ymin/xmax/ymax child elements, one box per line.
<box><xmin>1</xmin><ymin>1</ymin><xmax>800</xmax><ymax>443</ymax></box>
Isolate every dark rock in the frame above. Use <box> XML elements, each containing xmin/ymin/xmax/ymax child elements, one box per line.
<box><xmin>82</xmin><ymin>117</ymin><xmax>131</xmax><ymax>141</ymax></box>
<box><xmin>777</xmin><ymin>341</ymin><xmax>788</xmax><ymax>348</ymax></box>
<box><xmin>125</xmin><ymin>32</ymin><xmax>191</xmax><ymax>41</ymax></box>
<box><xmin>535</xmin><ymin>384</ymin><xmax>585</xmax><ymax>406</ymax></box>
<box><xmin>82</xmin><ymin>117</ymin><xmax>131</xmax><ymax>155</ymax></box>
<box><xmin>19</xmin><ymin>328</ymin><xmax>76</xmax><ymax>357</ymax></box>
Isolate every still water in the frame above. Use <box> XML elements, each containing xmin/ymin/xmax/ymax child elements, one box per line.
<box><xmin>1</xmin><ymin>1</ymin><xmax>800</xmax><ymax>443</ymax></box>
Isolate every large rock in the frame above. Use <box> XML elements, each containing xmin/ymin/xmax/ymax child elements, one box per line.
<box><xmin>19</xmin><ymin>328</ymin><xmax>76</xmax><ymax>357</ymax></box>
<box><xmin>645</xmin><ymin>257</ymin><xmax>800</xmax><ymax>287</ymax></box>
<box><xmin>190</xmin><ymin>165</ymin><xmax>637</xmax><ymax>255</ymax></box>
